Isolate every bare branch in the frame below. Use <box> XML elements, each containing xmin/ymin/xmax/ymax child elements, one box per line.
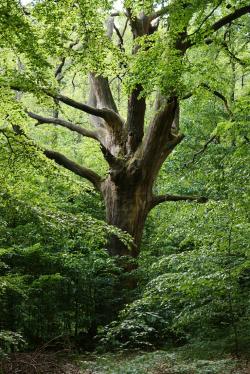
<box><xmin>150</xmin><ymin>193</ymin><xmax>208</xmax><ymax>209</ymax></box>
<box><xmin>72</xmin><ymin>72</ymin><xmax>77</xmax><ymax>91</ymax></box>
<box><xmin>9</xmin><ymin>84</ymin><xmax>121</xmax><ymax>127</ymax></box>
<box><xmin>200</xmin><ymin>83</ymin><xmax>232</xmax><ymax>115</ymax></box>
<box><xmin>54</xmin><ymin>41</ymin><xmax>78</xmax><ymax>81</ymax></box>
<box><xmin>9</xmin><ymin>80</ymin><xmax>123</xmax><ymax>132</ymax></box>
<box><xmin>87</xmin><ymin>81</ymin><xmax>104</xmax><ymax>128</ymax></box>
<box><xmin>44</xmin><ymin>149</ymin><xmax>102</xmax><ymax>190</ymax></box>
<box><xmin>185</xmin><ymin>135</ymin><xmax>216</xmax><ymax>167</ymax></box>
<box><xmin>121</xmin><ymin>18</ymin><xmax>129</xmax><ymax>38</ymax></box>
<box><xmin>126</xmin><ymin>8</ymin><xmax>151</xmax><ymax>38</ymax></box>
<box><xmin>27</xmin><ymin>111</ymin><xmax>98</xmax><ymax>140</ymax></box>
<box><xmin>110</xmin><ymin>11</ymin><xmax>121</xmax><ymax>17</ymax></box>
<box><xmin>106</xmin><ymin>16</ymin><xmax>115</xmax><ymax>38</ymax></box>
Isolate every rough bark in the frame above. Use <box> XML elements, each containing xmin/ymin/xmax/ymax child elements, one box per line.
<box><xmin>101</xmin><ymin>176</ymin><xmax>152</xmax><ymax>257</ymax></box>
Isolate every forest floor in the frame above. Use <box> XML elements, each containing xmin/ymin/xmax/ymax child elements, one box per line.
<box><xmin>74</xmin><ymin>350</ymin><xmax>249</xmax><ymax>374</ymax></box>
<box><xmin>1</xmin><ymin>347</ymin><xmax>249</xmax><ymax>373</ymax></box>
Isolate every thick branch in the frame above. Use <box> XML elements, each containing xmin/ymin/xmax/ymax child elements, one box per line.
<box><xmin>87</xmin><ymin>82</ymin><xmax>104</xmax><ymax>128</ymax></box>
<box><xmin>10</xmin><ymin>84</ymin><xmax>119</xmax><ymax>126</ymax></box>
<box><xmin>126</xmin><ymin>8</ymin><xmax>151</xmax><ymax>38</ymax></box>
<box><xmin>106</xmin><ymin>16</ymin><xmax>115</xmax><ymax>39</ymax></box>
<box><xmin>86</xmin><ymin>18</ymin><xmax>119</xmax><ymax>122</ymax></box>
<box><xmin>47</xmin><ymin>92</ymin><xmax>123</xmax><ymax>130</ymax></box>
<box><xmin>212</xmin><ymin>5</ymin><xmax>250</xmax><ymax>32</ymax></box>
<box><xmin>150</xmin><ymin>194</ymin><xmax>208</xmax><ymax>209</ymax></box>
<box><xmin>186</xmin><ymin>5</ymin><xmax>250</xmax><ymax>48</ymax></box>
<box><xmin>89</xmin><ymin>73</ymin><xmax>118</xmax><ymax>113</ymax></box>
<box><xmin>44</xmin><ymin>149</ymin><xmax>102</xmax><ymax>190</ymax></box>
<box><xmin>110</xmin><ymin>11</ymin><xmax>121</xmax><ymax>17</ymax></box>
<box><xmin>142</xmin><ymin>98</ymin><xmax>178</xmax><ymax>163</ymax></box>
<box><xmin>27</xmin><ymin>111</ymin><xmax>98</xmax><ymax>140</ymax></box>
<box><xmin>126</xmin><ymin>84</ymin><xmax>146</xmax><ymax>153</ymax></box>
<box><xmin>124</xmin><ymin>11</ymin><xmax>155</xmax><ymax>153</ymax></box>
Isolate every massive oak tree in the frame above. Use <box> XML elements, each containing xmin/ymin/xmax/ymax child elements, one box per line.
<box><xmin>1</xmin><ymin>0</ymin><xmax>249</xmax><ymax>257</ymax></box>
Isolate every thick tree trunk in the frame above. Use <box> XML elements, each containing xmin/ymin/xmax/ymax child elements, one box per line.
<box><xmin>101</xmin><ymin>175</ymin><xmax>152</xmax><ymax>258</ymax></box>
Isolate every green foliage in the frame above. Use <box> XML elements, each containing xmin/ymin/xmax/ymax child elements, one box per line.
<box><xmin>99</xmin><ymin>202</ymin><xmax>249</xmax><ymax>351</ymax></box>
<box><xmin>98</xmin><ymin>75</ymin><xmax>250</xmax><ymax>352</ymax></box>
<box><xmin>0</xmin><ymin>244</ymin><xmax>123</xmax><ymax>347</ymax></box>
<box><xmin>0</xmin><ymin>138</ymin><xmax>133</xmax><ymax>351</ymax></box>
<box><xmin>0</xmin><ymin>0</ymin><xmax>249</xmax><ymax>361</ymax></box>
<box><xmin>76</xmin><ymin>350</ymin><xmax>243</xmax><ymax>374</ymax></box>
<box><xmin>0</xmin><ymin>331</ymin><xmax>26</xmax><ymax>358</ymax></box>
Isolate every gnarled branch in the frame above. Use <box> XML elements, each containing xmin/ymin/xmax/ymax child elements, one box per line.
<box><xmin>211</xmin><ymin>5</ymin><xmax>250</xmax><ymax>33</ymax></box>
<box><xmin>44</xmin><ymin>149</ymin><xmax>102</xmax><ymax>190</ymax></box>
<box><xmin>9</xmin><ymin>84</ymin><xmax>123</xmax><ymax>129</ymax></box>
<box><xmin>150</xmin><ymin>193</ymin><xmax>208</xmax><ymax>210</ymax></box>
<box><xmin>27</xmin><ymin>111</ymin><xmax>98</xmax><ymax>140</ymax></box>
<box><xmin>46</xmin><ymin>92</ymin><xmax>124</xmax><ymax>130</ymax></box>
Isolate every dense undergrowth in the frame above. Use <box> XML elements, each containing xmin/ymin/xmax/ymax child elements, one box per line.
<box><xmin>0</xmin><ymin>136</ymin><xmax>249</xmax><ymax>372</ymax></box>
<box><xmin>0</xmin><ymin>100</ymin><xmax>249</xmax><ymax>370</ymax></box>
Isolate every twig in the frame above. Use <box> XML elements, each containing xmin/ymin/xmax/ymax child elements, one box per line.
<box><xmin>185</xmin><ymin>135</ymin><xmax>216</xmax><ymax>167</ymax></box>
<box><xmin>189</xmin><ymin>1</ymin><xmax>223</xmax><ymax>37</ymax></box>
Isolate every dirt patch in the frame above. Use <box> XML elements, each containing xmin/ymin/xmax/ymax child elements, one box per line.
<box><xmin>0</xmin><ymin>351</ymin><xmax>82</xmax><ymax>374</ymax></box>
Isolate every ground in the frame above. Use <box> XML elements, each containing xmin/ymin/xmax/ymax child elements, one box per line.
<box><xmin>76</xmin><ymin>350</ymin><xmax>249</xmax><ymax>374</ymax></box>
<box><xmin>1</xmin><ymin>347</ymin><xmax>249</xmax><ymax>373</ymax></box>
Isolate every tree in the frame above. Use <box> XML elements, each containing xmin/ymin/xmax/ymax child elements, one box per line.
<box><xmin>0</xmin><ymin>0</ymin><xmax>249</xmax><ymax>257</ymax></box>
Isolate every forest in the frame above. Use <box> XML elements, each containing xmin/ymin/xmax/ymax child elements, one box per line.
<box><xmin>0</xmin><ymin>0</ymin><xmax>249</xmax><ymax>373</ymax></box>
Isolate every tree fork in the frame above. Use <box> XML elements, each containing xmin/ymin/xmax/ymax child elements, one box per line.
<box><xmin>7</xmin><ymin>1</ymin><xmax>248</xmax><ymax>262</ymax></box>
